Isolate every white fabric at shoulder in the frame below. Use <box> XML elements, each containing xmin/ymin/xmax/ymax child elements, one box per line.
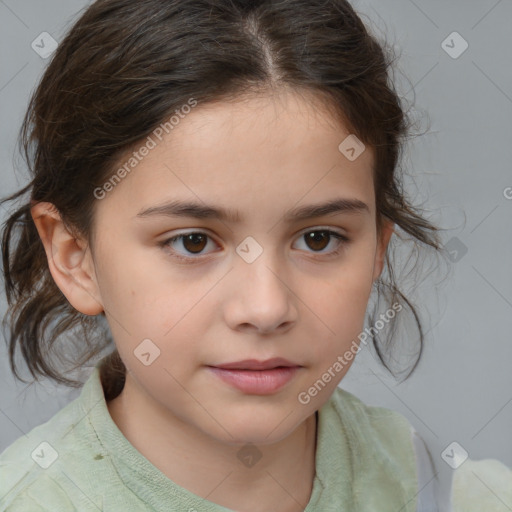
<box><xmin>451</xmin><ymin>458</ymin><xmax>512</xmax><ymax>511</ymax></box>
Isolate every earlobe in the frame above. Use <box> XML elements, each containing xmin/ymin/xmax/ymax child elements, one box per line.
<box><xmin>372</xmin><ymin>219</ymin><xmax>394</xmax><ymax>282</ymax></box>
<box><xmin>30</xmin><ymin>201</ymin><xmax>104</xmax><ymax>316</ymax></box>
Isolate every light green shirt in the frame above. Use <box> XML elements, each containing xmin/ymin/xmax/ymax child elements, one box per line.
<box><xmin>0</xmin><ymin>362</ymin><xmax>426</xmax><ymax>511</ymax></box>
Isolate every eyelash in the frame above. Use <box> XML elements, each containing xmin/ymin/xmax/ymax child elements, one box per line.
<box><xmin>159</xmin><ymin>228</ymin><xmax>350</xmax><ymax>263</ymax></box>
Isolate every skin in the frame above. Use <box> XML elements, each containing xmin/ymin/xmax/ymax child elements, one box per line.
<box><xmin>31</xmin><ymin>88</ymin><xmax>394</xmax><ymax>512</ymax></box>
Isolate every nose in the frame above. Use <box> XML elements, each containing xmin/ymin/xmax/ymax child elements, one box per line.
<box><xmin>222</xmin><ymin>249</ymin><xmax>298</xmax><ymax>335</ymax></box>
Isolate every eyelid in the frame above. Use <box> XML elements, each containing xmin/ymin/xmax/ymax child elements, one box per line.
<box><xmin>296</xmin><ymin>225</ymin><xmax>347</xmax><ymax>237</ymax></box>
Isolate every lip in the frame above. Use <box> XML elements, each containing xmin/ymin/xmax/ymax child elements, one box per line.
<box><xmin>206</xmin><ymin>358</ymin><xmax>301</xmax><ymax>395</ymax></box>
<box><xmin>210</xmin><ymin>357</ymin><xmax>298</xmax><ymax>370</ymax></box>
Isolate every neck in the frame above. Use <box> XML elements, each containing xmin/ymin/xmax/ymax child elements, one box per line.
<box><xmin>107</xmin><ymin>371</ymin><xmax>318</xmax><ymax>512</ymax></box>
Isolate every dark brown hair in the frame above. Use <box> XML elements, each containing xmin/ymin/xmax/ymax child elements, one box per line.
<box><xmin>1</xmin><ymin>0</ymin><xmax>448</xmax><ymax>393</ymax></box>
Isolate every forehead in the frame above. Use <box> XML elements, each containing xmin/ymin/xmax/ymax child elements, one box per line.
<box><xmin>94</xmin><ymin>90</ymin><xmax>375</xmax><ymax>224</ymax></box>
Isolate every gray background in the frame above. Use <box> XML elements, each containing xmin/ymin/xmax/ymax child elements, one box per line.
<box><xmin>1</xmin><ymin>0</ymin><xmax>511</xmax><ymax>507</ymax></box>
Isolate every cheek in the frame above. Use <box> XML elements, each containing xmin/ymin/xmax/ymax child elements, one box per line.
<box><xmin>94</xmin><ymin>237</ymin><xmax>178</xmax><ymax>319</ymax></box>
<box><xmin>305</xmin><ymin>256</ymin><xmax>375</xmax><ymax>354</ymax></box>
<box><xmin>95</xmin><ymin>248</ymin><xmax>214</xmax><ymax>371</ymax></box>
<box><xmin>314</xmin><ymin>250</ymin><xmax>375</xmax><ymax>314</ymax></box>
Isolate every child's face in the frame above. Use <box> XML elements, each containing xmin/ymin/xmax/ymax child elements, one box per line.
<box><xmin>82</xmin><ymin>90</ymin><xmax>392</xmax><ymax>444</ymax></box>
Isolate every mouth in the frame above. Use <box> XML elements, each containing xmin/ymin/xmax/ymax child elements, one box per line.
<box><xmin>206</xmin><ymin>358</ymin><xmax>301</xmax><ymax>394</ymax></box>
<box><xmin>209</xmin><ymin>357</ymin><xmax>300</xmax><ymax>371</ymax></box>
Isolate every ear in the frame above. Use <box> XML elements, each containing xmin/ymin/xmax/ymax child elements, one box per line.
<box><xmin>30</xmin><ymin>201</ymin><xmax>104</xmax><ymax>316</ymax></box>
<box><xmin>372</xmin><ymin>218</ymin><xmax>394</xmax><ymax>282</ymax></box>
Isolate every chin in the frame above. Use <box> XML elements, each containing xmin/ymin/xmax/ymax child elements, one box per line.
<box><xmin>205</xmin><ymin>410</ymin><xmax>307</xmax><ymax>448</ymax></box>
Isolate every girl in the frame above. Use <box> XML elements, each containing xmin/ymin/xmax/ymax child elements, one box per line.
<box><xmin>0</xmin><ymin>0</ymin><xmax>458</xmax><ymax>510</ymax></box>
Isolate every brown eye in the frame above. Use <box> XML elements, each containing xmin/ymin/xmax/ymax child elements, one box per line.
<box><xmin>181</xmin><ymin>233</ymin><xmax>207</xmax><ymax>254</ymax></box>
<box><xmin>161</xmin><ymin>232</ymin><xmax>217</xmax><ymax>261</ymax></box>
<box><xmin>304</xmin><ymin>231</ymin><xmax>331</xmax><ymax>251</ymax></box>
<box><xmin>293</xmin><ymin>229</ymin><xmax>349</xmax><ymax>257</ymax></box>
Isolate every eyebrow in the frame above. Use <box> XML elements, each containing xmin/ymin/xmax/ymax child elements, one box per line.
<box><xmin>135</xmin><ymin>197</ymin><xmax>370</xmax><ymax>223</ymax></box>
